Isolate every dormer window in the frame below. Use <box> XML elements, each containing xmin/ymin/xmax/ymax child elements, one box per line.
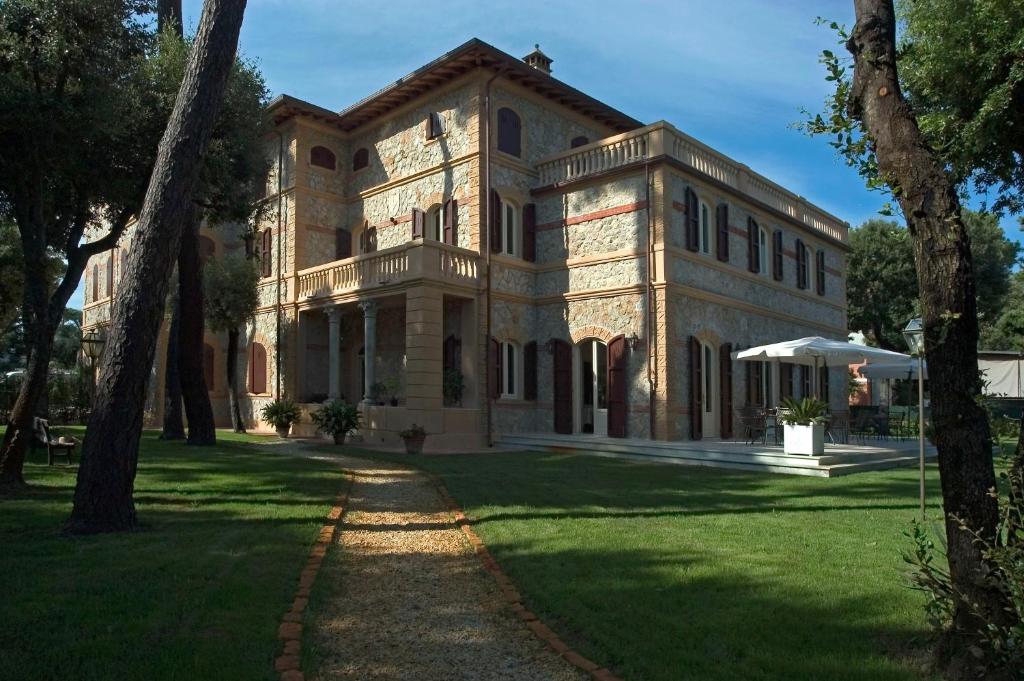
<box><xmin>310</xmin><ymin>145</ymin><xmax>336</xmax><ymax>171</ymax></box>
<box><xmin>425</xmin><ymin>112</ymin><xmax>445</xmax><ymax>140</ymax></box>
<box><xmin>497</xmin><ymin>107</ymin><xmax>521</xmax><ymax>158</ymax></box>
<box><xmin>352</xmin><ymin>147</ymin><xmax>369</xmax><ymax>172</ymax></box>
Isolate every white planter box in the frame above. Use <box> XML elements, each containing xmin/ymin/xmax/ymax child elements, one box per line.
<box><xmin>783</xmin><ymin>423</ymin><xmax>825</xmax><ymax>456</ymax></box>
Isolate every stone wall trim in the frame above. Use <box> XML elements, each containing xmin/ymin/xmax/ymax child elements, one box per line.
<box><xmin>536</xmin><ymin>201</ymin><xmax>648</xmax><ymax>232</ymax></box>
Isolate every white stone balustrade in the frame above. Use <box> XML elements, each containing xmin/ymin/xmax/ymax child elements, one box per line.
<box><xmin>536</xmin><ymin>121</ymin><xmax>849</xmax><ymax>244</ymax></box>
<box><xmin>296</xmin><ymin>240</ymin><xmax>481</xmax><ymax>300</ymax></box>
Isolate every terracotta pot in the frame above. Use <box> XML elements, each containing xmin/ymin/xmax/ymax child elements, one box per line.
<box><xmin>333</xmin><ymin>432</ymin><xmax>346</xmax><ymax>445</ymax></box>
<box><xmin>402</xmin><ymin>434</ymin><xmax>426</xmax><ymax>454</ymax></box>
<box><xmin>276</xmin><ymin>425</ymin><xmax>290</xmax><ymax>438</ymax></box>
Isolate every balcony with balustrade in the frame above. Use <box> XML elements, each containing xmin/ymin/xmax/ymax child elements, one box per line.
<box><xmin>534</xmin><ymin>121</ymin><xmax>849</xmax><ymax>246</ymax></box>
<box><xmin>294</xmin><ymin>238</ymin><xmax>482</xmax><ymax>307</ymax></box>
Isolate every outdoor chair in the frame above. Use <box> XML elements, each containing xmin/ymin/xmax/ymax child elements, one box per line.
<box><xmin>33</xmin><ymin>418</ymin><xmax>76</xmax><ymax>466</ymax></box>
<box><xmin>737</xmin><ymin>407</ymin><xmax>767</xmax><ymax>445</ymax></box>
<box><xmin>850</xmin><ymin>410</ymin><xmax>876</xmax><ymax>444</ymax></box>
<box><xmin>827</xmin><ymin>411</ymin><xmax>850</xmax><ymax>445</ymax></box>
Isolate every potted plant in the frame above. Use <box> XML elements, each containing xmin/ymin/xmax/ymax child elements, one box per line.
<box><xmin>778</xmin><ymin>397</ymin><xmax>828</xmax><ymax>456</ymax></box>
<box><xmin>310</xmin><ymin>400</ymin><xmax>361</xmax><ymax>445</ymax></box>
<box><xmin>369</xmin><ymin>381</ymin><xmax>386</xmax><ymax>406</ymax></box>
<box><xmin>383</xmin><ymin>376</ymin><xmax>400</xmax><ymax>407</ymax></box>
<box><xmin>399</xmin><ymin>423</ymin><xmax>427</xmax><ymax>454</ymax></box>
<box><xmin>260</xmin><ymin>398</ymin><xmax>300</xmax><ymax>438</ymax></box>
<box><xmin>443</xmin><ymin>369</ymin><xmax>464</xmax><ymax>407</ymax></box>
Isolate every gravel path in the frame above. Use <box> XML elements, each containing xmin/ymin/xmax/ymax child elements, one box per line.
<box><xmin>307</xmin><ymin>453</ymin><xmax>586</xmax><ymax>681</ymax></box>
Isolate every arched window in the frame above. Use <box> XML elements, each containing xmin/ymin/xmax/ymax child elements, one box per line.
<box><xmin>248</xmin><ymin>341</ymin><xmax>267</xmax><ymax>394</ymax></box>
<box><xmin>105</xmin><ymin>254</ymin><xmax>114</xmax><ymax>296</ymax></box>
<box><xmin>310</xmin><ymin>145</ymin><xmax>336</xmax><ymax>171</ymax></box>
<box><xmin>498</xmin><ymin>195</ymin><xmax>520</xmax><ymax>257</ymax></box>
<box><xmin>203</xmin><ymin>343</ymin><xmax>215</xmax><ymax>390</ymax></box>
<box><xmin>497</xmin><ymin>107</ymin><xmax>521</xmax><ymax>157</ymax></box>
<box><xmin>698</xmin><ymin>200</ymin><xmax>712</xmax><ymax>255</ymax></box>
<box><xmin>352</xmin><ymin>147</ymin><xmax>369</xmax><ymax>171</ymax></box>
<box><xmin>570</xmin><ymin>135</ymin><xmax>589</xmax><ymax>148</ymax></box>
<box><xmin>427</xmin><ymin>204</ymin><xmax>444</xmax><ymax>241</ymax></box>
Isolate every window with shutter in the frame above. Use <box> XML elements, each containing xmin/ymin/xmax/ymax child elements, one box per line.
<box><xmin>570</xmin><ymin>135</ymin><xmax>588</xmax><ymax>148</ymax></box>
<box><xmin>490</xmin><ymin>189</ymin><xmax>502</xmax><ymax>253</ymax></box>
<box><xmin>781</xmin><ymin>364</ymin><xmax>794</xmax><ymax>398</ymax></box>
<box><xmin>816</xmin><ymin>249</ymin><xmax>826</xmax><ymax>295</ymax></box>
<box><xmin>607</xmin><ymin>335</ymin><xmax>627</xmax><ymax>438</ymax></box>
<box><xmin>499</xmin><ymin>341</ymin><xmax>519</xmax><ymax>398</ymax></box>
<box><xmin>260</xmin><ymin>229</ymin><xmax>272</xmax><ymax>277</ymax></box>
<box><xmin>411</xmin><ymin>208</ymin><xmax>424</xmax><ymax>239</ymax></box>
<box><xmin>819</xmin><ymin>366</ymin><xmax>830</xmax><ymax>402</ymax></box>
<box><xmin>425</xmin><ymin>112</ymin><xmax>445</xmax><ymax>139</ymax></box>
<box><xmin>352</xmin><ymin>147</ymin><xmax>369</xmax><ymax>171</ymax></box>
<box><xmin>524</xmin><ymin>341</ymin><xmax>538</xmax><ymax>401</ymax></box>
<box><xmin>488</xmin><ymin>337</ymin><xmax>501</xmax><ymax>399</ymax></box>
<box><xmin>772</xmin><ymin>230</ymin><xmax>784</xmax><ymax>281</ymax></box>
<box><xmin>800</xmin><ymin>365</ymin><xmax>811</xmax><ymax>397</ymax></box>
<box><xmin>796</xmin><ymin>239</ymin><xmax>807</xmax><ymax>289</ymax></box>
<box><xmin>719</xmin><ymin>343</ymin><xmax>733</xmax><ymax>438</ymax></box>
<box><xmin>552</xmin><ymin>339</ymin><xmax>573</xmax><ymax>434</ymax></box>
<box><xmin>105</xmin><ymin>254</ymin><xmax>113</xmax><ymax>296</ymax></box>
<box><xmin>249</xmin><ymin>342</ymin><xmax>267</xmax><ymax>394</ymax></box>
<box><xmin>443</xmin><ymin>198</ymin><xmax>457</xmax><ymax>245</ymax></box>
<box><xmin>335</xmin><ymin>228</ymin><xmax>352</xmax><ymax>260</ymax></box>
<box><xmin>747</xmin><ymin>217</ymin><xmax>759</xmax><ymax>272</ymax></box>
<box><xmin>685</xmin><ymin>187</ymin><xmax>700</xmax><ymax>252</ymax></box>
<box><xmin>496</xmin><ymin>107</ymin><xmax>521</xmax><ymax>157</ymax></box>
<box><xmin>689</xmin><ymin>336</ymin><xmax>703</xmax><ymax>439</ymax></box>
<box><xmin>310</xmin><ymin>146</ymin><xmax>336</xmax><ymax>171</ymax></box>
<box><xmin>716</xmin><ymin>203</ymin><xmax>729</xmax><ymax>262</ymax></box>
<box><xmin>522</xmin><ymin>203</ymin><xmax>536</xmax><ymax>262</ymax></box>
<box><xmin>92</xmin><ymin>264</ymin><xmax>98</xmax><ymax>302</ymax></box>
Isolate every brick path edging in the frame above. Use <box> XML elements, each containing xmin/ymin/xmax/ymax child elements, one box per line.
<box><xmin>426</xmin><ymin>474</ymin><xmax>624</xmax><ymax>681</ymax></box>
<box><xmin>273</xmin><ymin>475</ymin><xmax>353</xmax><ymax>681</ymax></box>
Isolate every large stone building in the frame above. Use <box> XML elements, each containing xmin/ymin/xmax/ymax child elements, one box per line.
<box><xmin>82</xmin><ymin>39</ymin><xmax>849</xmax><ymax>448</ymax></box>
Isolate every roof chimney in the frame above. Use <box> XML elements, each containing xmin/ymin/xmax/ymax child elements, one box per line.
<box><xmin>522</xmin><ymin>44</ymin><xmax>552</xmax><ymax>74</ymax></box>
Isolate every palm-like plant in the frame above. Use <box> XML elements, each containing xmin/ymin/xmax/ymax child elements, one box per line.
<box><xmin>778</xmin><ymin>397</ymin><xmax>828</xmax><ymax>426</ymax></box>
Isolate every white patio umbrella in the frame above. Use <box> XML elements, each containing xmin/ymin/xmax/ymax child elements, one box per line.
<box><xmin>859</xmin><ymin>360</ymin><xmax>928</xmax><ymax>380</ymax></box>
<box><xmin>733</xmin><ymin>336</ymin><xmax>911</xmax><ymax>398</ymax></box>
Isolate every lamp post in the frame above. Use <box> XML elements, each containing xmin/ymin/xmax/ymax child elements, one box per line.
<box><xmin>80</xmin><ymin>328</ymin><xmax>106</xmax><ymax>408</ymax></box>
<box><xmin>903</xmin><ymin>318</ymin><xmax>925</xmax><ymax>517</ymax></box>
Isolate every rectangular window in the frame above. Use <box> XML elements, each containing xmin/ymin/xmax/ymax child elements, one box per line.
<box><xmin>500</xmin><ymin>341</ymin><xmax>518</xmax><ymax>398</ymax></box>
<box><xmin>703</xmin><ymin>344</ymin><xmax>713</xmax><ymax>413</ymax></box>
<box><xmin>758</xmin><ymin>229</ymin><xmax>768</xmax><ymax>274</ymax></box>
<box><xmin>700</xmin><ymin>202</ymin><xmax>711</xmax><ymax>255</ymax></box>
<box><xmin>502</xmin><ymin>201</ymin><xmax>518</xmax><ymax>257</ymax></box>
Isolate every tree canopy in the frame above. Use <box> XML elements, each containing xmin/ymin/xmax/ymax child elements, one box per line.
<box><xmin>848</xmin><ymin>211</ymin><xmax>1020</xmax><ymax>349</ymax></box>
<box><xmin>203</xmin><ymin>253</ymin><xmax>259</xmax><ymax>334</ymax></box>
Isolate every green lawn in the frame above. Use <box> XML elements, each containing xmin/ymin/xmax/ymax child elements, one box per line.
<box><xmin>0</xmin><ymin>429</ymin><xmax>343</xmax><ymax>681</ymax></box>
<box><xmin>331</xmin><ymin>447</ymin><xmax>945</xmax><ymax>681</ymax></box>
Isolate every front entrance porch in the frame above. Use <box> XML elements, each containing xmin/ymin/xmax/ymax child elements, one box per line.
<box><xmin>496</xmin><ymin>432</ymin><xmax>937</xmax><ymax>477</ymax></box>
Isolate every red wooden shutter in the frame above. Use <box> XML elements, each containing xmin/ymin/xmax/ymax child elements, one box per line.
<box><xmin>773</xmin><ymin>230</ymin><xmax>784</xmax><ymax>281</ymax></box>
<box><xmin>261</xmin><ymin>229</ymin><xmax>272</xmax><ymax>277</ymax></box>
<box><xmin>335</xmin><ymin>228</ymin><xmax>352</xmax><ymax>260</ymax></box>
<box><xmin>685</xmin><ymin>187</ymin><xmax>699</xmax><ymax>252</ymax></box>
<box><xmin>552</xmin><ymin>339</ymin><xmax>573</xmax><ymax>434</ymax></box>
<box><xmin>716</xmin><ymin>203</ymin><xmax>729</xmax><ymax>262</ymax></box>
<box><xmin>424</xmin><ymin>114</ymin><xmax>433</xmax><ymax>140</ymax></box>
<box><xmin>203</xmin><ymin>343</ymin><xmax>215</xmax><ymax>389</ymax></box>
<box><xmin>411</xmin><ymin>208</ymin><xmax>424</xmax><ymax>239</ymax></box>
<box><xmin>719</xmin><ymin>343</ymin><xmax>733</xmax><ymax>438</ymax></box>
<box><xmin>523</xmin><ymin>341</ymin><xmax>538</xmax><ymax>401</ymax></box>
<box><xmin>106</xmin><ymin>254</ymin><xmax>113</xmax><ymax>295</ymax></box>
<box><xmin>689</xmin><ymin>336</ymin><xmax>703</xmax><ymax>439</ymax></box>
<box><xmin>250</xmin><ymin>342</ymin><xmax>267</xmax><ymax>394</ymax></box>
<box><xmin>443</xmin><ymin>198</ymin><xmax>457</xmax><ymax>245</ymax></box>
<box><xmin>365</xmin><ymin>226</ymin><xmax>377</xmax><ymax>253</ymax></box>
<box><xmin>522</xmin><ymin>203</ymin><xmax>537</xmax><ymax>262</ymax></box>
<box><xmin>795</xmin><ymin>239</ymin><xmax>806</xmax><ymax>289</ymax></box>
<box><xmin>607</xmin><ymin>335</ymin><xmax>628</xmax><ymax>438</ymax></box>
<box><xmin>747</xmin><ymin>217</ymin><xmax>758</xmax><ymax>272</ymax></box>
<box><xmin>816</xmin><ymin>249</ymin><xmax>826</xmax><ymax>295</ymax></box>
<box><xmin>490</xmin><ymin>190</ymin><xmax>502</xmax><ymax>253</ymax></box>
<box><xmin>488</xmin><ymin>337</ymin><xmax>500</xmax><ymax>399</ymax></box>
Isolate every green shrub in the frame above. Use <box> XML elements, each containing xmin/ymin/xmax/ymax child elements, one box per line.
<box><xmin>310</xmin><ymin>400</ymin><xmax>360</xmax><ymax>437</ymax></box>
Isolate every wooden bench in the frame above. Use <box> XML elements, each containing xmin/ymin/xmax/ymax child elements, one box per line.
<box><xmin>34</xmin><ymin>418</ymin><xmax>76</xmax><ymax>466</ymax></box>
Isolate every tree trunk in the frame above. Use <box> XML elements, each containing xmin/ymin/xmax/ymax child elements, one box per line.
<box><xmin>226</xmin><ymin>327</ymin><xmax>245</xmax><ymax>433</ymax></box>
<box><xmin>0</xmin><ymin>269</ymin><xmax>60</xmax><ymax>484</ymax></box>
<box><xmin>848</xmin><ymin>0</ymin><xmax>1007</xmax><ymax>637</ymax></box>
<box><xmin>66</xmin><ymin>0</ymin><xmax>247</xmax><ymax>534</ymax></box>
<box><xmin>178</xmin><ymin>208</ymin><xmax>216</xmax><ymax>446</ymax></box>
<box><xmin>159</xmin><ymin>297</ymin><xmax>185</xmax><ymax>439</ymax></box>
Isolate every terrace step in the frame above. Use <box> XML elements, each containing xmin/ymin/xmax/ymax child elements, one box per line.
<box><xmin>496</xmin><ymin>433</ymin><xmax>935</xmax><ymax>478</ymax></box>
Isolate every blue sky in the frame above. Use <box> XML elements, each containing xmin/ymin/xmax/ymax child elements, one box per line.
<box><xmin>69</xmin><ymin>0</ymin><xmax>1021</xmax><ymax>309</ymax></box>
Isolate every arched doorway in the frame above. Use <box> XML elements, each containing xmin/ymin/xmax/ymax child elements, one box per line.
<box><xmin>577</xmin><ymin>339</ymin><xmax>608</xmax><ymax>436</ymax></box>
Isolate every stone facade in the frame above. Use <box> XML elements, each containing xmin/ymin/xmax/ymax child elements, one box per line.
<box><xmin>81</xmin><ymin>40</ymin><xmax>850</xmax><ymax>448</ymax></box>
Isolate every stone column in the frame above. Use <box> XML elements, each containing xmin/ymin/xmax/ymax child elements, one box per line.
<box><xmin>326</xmin><ymin>306</ymin><xmax>343</xmax><ymax>400</ymax></box>
<box><xmin>405</xmin><ymin>286</ymin><xmax>443</xmax><ymax>412</ymax></box>
<box><xmin>360</xmin><ymin>300</ymin><xmax>377</xmax><ymax>405</ymax></box>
